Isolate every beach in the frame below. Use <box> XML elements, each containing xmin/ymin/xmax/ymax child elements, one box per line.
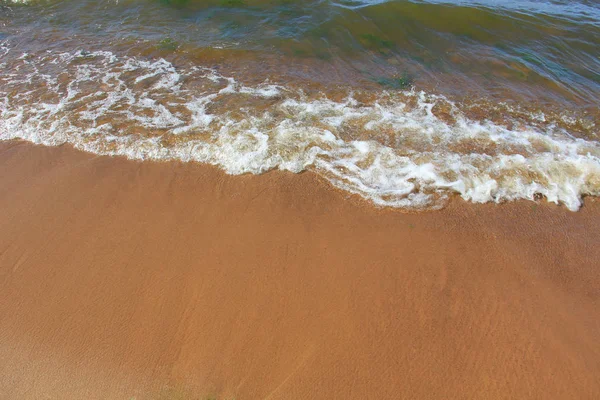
<box><xmin>1</xmin><ymin>140</ymin><xmax>599</xmax><ymax>399</ymax></box>
<box><xmin>2</xmin><ymin>0</ymin><xmax>600</xmax><ymax>398</ymax></box>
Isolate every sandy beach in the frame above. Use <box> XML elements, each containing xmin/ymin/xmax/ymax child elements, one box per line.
<box><xmin>0</xmin><ymin>140</ymin><xmax>599</xmax><ymax>399</ymax></box>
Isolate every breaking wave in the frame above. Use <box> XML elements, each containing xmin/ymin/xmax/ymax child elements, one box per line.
<box><xmin>1</xmin><ymin>47</ymin><xmax>599</xmax><ymax>210</ymax></box>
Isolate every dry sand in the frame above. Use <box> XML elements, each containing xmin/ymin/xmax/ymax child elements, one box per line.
<box><xmin>0</xmin><ymin>140</ymin><xmax>599</xmax><ymax>399</ymax></box>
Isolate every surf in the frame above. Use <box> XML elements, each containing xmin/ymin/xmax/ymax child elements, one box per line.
<box><xmin>1</xmin><ymin>48</ymin><xmax>598</xmax><ymax>210</ymax></box>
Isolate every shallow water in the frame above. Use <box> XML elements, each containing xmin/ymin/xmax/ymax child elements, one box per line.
<box><xmin>1</xmin><ymin>0</ymin><xmax>599</xmax><ymax>209</ymax></box>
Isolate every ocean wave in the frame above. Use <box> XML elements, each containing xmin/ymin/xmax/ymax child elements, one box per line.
<box><xmin>1</xmin><ymin>0</ymin><xmax>34</xmax><ymax>4</ymax></box>
<box><xmin>1</xmin><ymin>48</ymin><xmax>599</xmax><ymax>210</ymax></box>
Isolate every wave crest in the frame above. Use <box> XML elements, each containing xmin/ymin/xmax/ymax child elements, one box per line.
<box><xmin>1</xmin><ymin>48</ymin><xmax>599</xmax><ymax>210</ymax></box>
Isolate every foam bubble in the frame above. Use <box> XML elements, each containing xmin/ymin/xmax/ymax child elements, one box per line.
<box><xmin>1</xmin><ymin>48</ymin><xmax>599</xmax><ymax>211</ymax></box>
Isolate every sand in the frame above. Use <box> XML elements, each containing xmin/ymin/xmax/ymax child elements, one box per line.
<box><xmin>0</xmin><ymin>140</ymin><xmax>599</xmax><ymax>399</ymax></box>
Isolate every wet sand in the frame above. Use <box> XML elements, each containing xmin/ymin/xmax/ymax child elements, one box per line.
<box><xmin>0</xmin><ymin>140</ymin><xmax>599</xmax><ymax>399</ymax></box>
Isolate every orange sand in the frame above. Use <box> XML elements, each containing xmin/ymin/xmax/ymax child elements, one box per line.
<box><xmin>0</xmin><ymin>140</ymin><xmax>599</xmax><ymax>399</ymax></box>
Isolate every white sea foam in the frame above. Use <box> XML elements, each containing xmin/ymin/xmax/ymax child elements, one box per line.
<box><xmin>1</xmin><ymin>48</ymin><xmax>599</xmax><ymax>210</ymax></box>
<box><xmin>1</xmin><ymin>0</ymin><xmax>34</xmax><ymax>4</ymax></box>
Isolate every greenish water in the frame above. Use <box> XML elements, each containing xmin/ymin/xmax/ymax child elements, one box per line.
<box><xmin>3</xmin><ymin>0</ymin><xmax>599</xmax><ymax>105</ymax></box>
<box><xmin>1</xmin><ymin>0</ymin><xmax>599</xmax><ymax>209</ymax></box>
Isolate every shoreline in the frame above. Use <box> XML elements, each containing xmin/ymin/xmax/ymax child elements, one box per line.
<box><xmin>1</xmin><ymin>140</ymin><xmax>599</xmax><ymax>399</ymax></box>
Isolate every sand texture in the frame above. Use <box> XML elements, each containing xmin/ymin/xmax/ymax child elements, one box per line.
<box><xmin>0</xmin><ymin>141</ymin><xmax>599</xmax><ymax>399</ymax></box>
